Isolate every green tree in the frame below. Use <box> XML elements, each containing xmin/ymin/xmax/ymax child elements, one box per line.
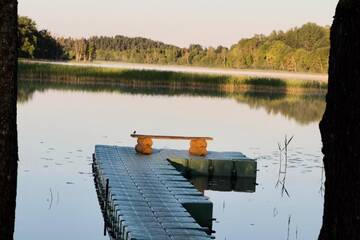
<box><xmin>18</xmin><ymin>16</ymin><xmax>66</xmax><ymax>60</ymax></box>
<box><xmin>20</xmin><ymin>17</ymin><xmax>331</xmax><ymax>73</ymax></box>
<box><xmin>18</xmin><ymin>16</ymin><xmax>37</xmax><ymax>58</ymax></box>
<box><xmin>88</xmin><ymin>41</ymin><xmax>96</xmax><ymax>61</ymax></box>
<box><xmin>35</xmin><ymin>30</ymin><xmax>66</xmax><ymax>60</ymax></box>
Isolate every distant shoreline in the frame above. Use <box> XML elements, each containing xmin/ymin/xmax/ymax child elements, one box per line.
<box><xmin>18</xmin><ymin>60</ymin><xmax>328</xmax><ymax>95</ymax></box>
<box><xmin>21</xmin><ymin>59</ymin><xmax>328</xmax><ymax>82</ymax></box>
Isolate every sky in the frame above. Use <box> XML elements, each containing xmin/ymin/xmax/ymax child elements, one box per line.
<box><xmin>19</xmin><ymin>0</ymin><xmax>338</xmax><ymax>48</ymax></box>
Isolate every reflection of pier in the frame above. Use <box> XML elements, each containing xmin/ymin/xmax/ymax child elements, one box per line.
<box><xmin>190</xmin><ymin>176</ymin><xmax>256</xmax><ymax>193</ymax></box>
<box><xmin>93</xmin><ymin>145</ymin><xmax>255</xmax><ymax>239</ymax></box>
<box><xmin>168</xmin><ymin>157</ymin><xmax>257</xmax><ymax>193</ymax></box>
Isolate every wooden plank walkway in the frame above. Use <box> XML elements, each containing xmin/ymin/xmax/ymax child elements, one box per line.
<box><xmin>93</xmin><ymin>145</ymin><xmax>255</xmax><ymax>240</ymax></box>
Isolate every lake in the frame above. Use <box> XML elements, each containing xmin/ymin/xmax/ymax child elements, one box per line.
<box><xmin>15</xmin><ymin>80</ymin><xmax>325</xmax><ymax>240</ymax></box>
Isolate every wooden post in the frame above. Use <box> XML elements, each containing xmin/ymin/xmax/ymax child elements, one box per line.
<box><xmin>189</xmin><ymin>139</ymin><xmax>208</xmax><ymax>156</ymax></box>
<box><xmin>135</xmin><ymin>137</ymin><xmax>153</xmax><ymax>155</ymax></box>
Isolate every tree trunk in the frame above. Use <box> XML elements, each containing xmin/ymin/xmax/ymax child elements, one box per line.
<box><xmin>319</xmin><ymin>0</ymin><xmax>360</xmax><ymax>239</ymax></box>
<box><xmin>0</xmin><ymin>0</ymin><xmax>19</xmax><ymax>239</ymax></box>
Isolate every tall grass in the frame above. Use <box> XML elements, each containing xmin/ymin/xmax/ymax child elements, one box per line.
<box><xmin>18</xmin><ymin>61</ymin><xmax>328</xmax><ymax>92</ymax></box>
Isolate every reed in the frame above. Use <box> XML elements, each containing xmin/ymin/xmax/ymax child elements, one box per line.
<box><xmin>18</xmin><ymin>61</ymin><xmax>328</xmax><ymax>91</ymax></box>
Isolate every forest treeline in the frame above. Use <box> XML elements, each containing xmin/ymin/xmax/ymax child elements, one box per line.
<box><xmin>19</xmin><ymin>16</ymin><xmax>330</xmax><ymax>73</ymax></box>
<box><xmin>18</xmin><ymin>17</ymin><xmax>66</xmax><ymax>59</ymax></box>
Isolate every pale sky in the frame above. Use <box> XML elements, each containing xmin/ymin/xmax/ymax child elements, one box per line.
<box><xmin>18</xmin><ymin>0</ymin><xmax>338</xmax><ymax>48</ymax></box>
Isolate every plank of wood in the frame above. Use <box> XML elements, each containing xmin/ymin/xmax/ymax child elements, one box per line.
<box><xmin>130</xmin><ymin>134</ymin><xmax>213</xmax><ymax>141</ymax></box>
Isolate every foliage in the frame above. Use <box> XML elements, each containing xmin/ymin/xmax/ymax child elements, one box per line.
<box><xmin>19</xmin><ymin>16</ymin><xmax>330</xmax><ymax>73</ymax></box>
<box><xmin>61</xmin><ymin>23</ymin><xmax>330</xmax><ymax>73</ymax></box>
<box><xmin>18</xmin><ymin>16</ymin><xmax>66</xmax><ymax>60</ymax></box>
<box><xmin>226</xmin><ymin>23</ymin><xmax>330</xmax><ymax>72</ymax></box>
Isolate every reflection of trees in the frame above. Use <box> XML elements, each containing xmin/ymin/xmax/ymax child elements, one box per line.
<box><xmin>233</xmin><ymin>92</ymin><xmax>326</xmax><ymax>125</ymax></box>
<box><xmin>18</xmin><ymin>79</ymin><xmax>325</xmax><ymax>125</ymax></box>
<box><xmin>17</xmin><ymin>83</ymin><xmax>38</xmax><ymax>103</ymax></box>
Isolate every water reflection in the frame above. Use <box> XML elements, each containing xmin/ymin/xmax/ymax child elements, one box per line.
<box><xmin>15</xmin><ymin>79</ymin><xmax>325</xmax><ymax>240</ymax></box>
<box><xmin>190</xmin><ymin>176</ymin><xmax>256</xmax><ymax>193</ymax></box>
<box><xmin>168</xmin><ymin>157</ymin><xmax>257</xmax><ymax>193</ymax></box>
<box><xmin>319</xmin><ymin>166</ymin><xmax>325</xmax><ymax>197</ymax></box>
<box><xmin>234</xmin><ymin>92</ymin><xmax>326</xmax><ymax>125</ymax></box>
<box><xmin>18</xmin><ymin>79</ymin><xmax>325</xmax><ymax>125</ymax></box>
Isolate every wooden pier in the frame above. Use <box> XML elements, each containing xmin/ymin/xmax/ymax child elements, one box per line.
<box><xmin>93</xmin><ymin>145</ymin><xmax>256</xmax><ymax>240</ymax></box>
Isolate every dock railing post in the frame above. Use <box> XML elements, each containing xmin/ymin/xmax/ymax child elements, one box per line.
<box><xmin>103</xmin><ymin>178</ymin><xmax>109</xmax><ymax>236</ymax></box>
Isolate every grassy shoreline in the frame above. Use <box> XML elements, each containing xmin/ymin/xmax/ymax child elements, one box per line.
<box><xmin>18</xmin><ymin>61</ymin><xmax>327</xmax><ymax>94</ymax></box>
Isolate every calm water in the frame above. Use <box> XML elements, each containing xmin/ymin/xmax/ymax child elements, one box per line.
<box><xmin>15</xmin><ymin>80</ymin><xmax>325</xmax><ymax>240</ymax></box>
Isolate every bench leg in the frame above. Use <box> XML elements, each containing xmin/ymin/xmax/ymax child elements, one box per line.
<box><xmin>189</xmin><ymin>139</ymin><xmax>208</xmax><ymax>156</ymax></box>
<box><xmin>135</xmin><ymin>137</ymin><xmax>153</xmax><ymax>155</ymax></box>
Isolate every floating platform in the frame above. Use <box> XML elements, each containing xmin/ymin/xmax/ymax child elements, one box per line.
<box><xmin>168</xmin><ymin>156</ymin><xmax>256</xmax><ymax>178</ymax></box>
<box><xmin>93</xmin><ymin>145</ymin><xmax>257</xmax><ymax>240</ymax></box>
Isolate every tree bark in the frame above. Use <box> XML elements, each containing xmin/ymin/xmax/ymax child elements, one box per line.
<box><xmin>0</xmin><ymin>0</ymin><xmax>18</xmax><ymax>239</ymax></box>
<box><xmin>319</xmin><ymin>0</ymin><xmax>360</xmax><ymax>239</ymax></box>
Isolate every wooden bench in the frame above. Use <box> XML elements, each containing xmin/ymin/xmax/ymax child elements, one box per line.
<box><xmin>130</xmin><ymin>134</ymin><xmax>213</xmax><ymax>156</ymax></box>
